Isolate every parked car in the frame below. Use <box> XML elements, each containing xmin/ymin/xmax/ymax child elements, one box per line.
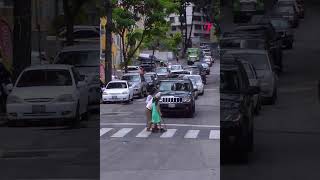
<box><xmin>272</xmin><ymin>4</ymin><xmax>299</xmax><ymax>28</ymax></box>
<box><xmin>225</xmin><ymin>49</ymin><xmax>278</xmax><ymax>104</ymax></box>
<box><xmin>121</xmin><ymin>73</ymin><xmax>147</xmax><ymax>98</ymax></box>
<box><xmin>277</xmin><ymin>0</ymin><xmax>303</xmax><ymax>18</ymax></box>
<box><xmin>269</xmin><ymin>16</ymin><xmax>294</xmax><ymax>49</ymax></box>
<box><xmin>220</xmin><ymin>56</ymin><xmax>259</xmax><ymax>155</ymax></box>
<box><xmin>53</xmin><ymin>44</ymin><xmax>100</xmax><ymax>104</ymax></box>
<box><xmin>170</xmin><ymin>64</ymin><xmax>184</xmax><ymax>71</ymax></box>
<box><xmin>123</xmin><ymin>66</ymin><xmax>140</xmax><ymax>73</ymax></box>
<box><xmin>102</xmin><ymin>80</ymin><xmax>133</xmax><ymax>103</ymax></box>
<box><xmin>155</xmin><ymin>67</ymin><xmax>171</xmax><ymax>80</ymax></box>
<box><xmin>183</xmin><ymin>75</ymin><xmax>204</xmax><ymax>95</ymax></box>
<box><xmin>203</xmin><ymin>56</ymin><xmax>213</xmax><ymax>67</ymax></box>
<box><xmin>158</xmin><ymin>79</ymin><xmax>196</xmax><ymax>117</ymax></box>
<box><xmin>145</xmin><ymin>72</ymin><xmax>159</xmax><ymax>86</ymax></box>
<box><xmin>6</xmin><ymin>65</ymin><xmax>89</xmax><ymax>126</ymax></box>
<box><xmin>144</xmin><ymin>73</ymin><xmax>157</xmax><ymax>92</ymax></box>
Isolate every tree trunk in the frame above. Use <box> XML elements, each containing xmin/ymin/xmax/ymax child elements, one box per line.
<box><xmin>105</xmin><ymin>0</ymin><xmax>113</xmax><ymax>84</ymax></box>
<box><xmin>13</xmin><ymin>0</ymin><xmax>32</xmax><ymax>80</ymax></box>
<box><xmin>184</xmin><ymin>2</ymin><xmax>188</xmax><ymax>53</ymax></box>
<box><xmin>63</xmin><ymin>0</ymin><xmax>74</xmax><ymax>46</ymax></box>
<box><xmin>188</xmin><ymin>7</ymin><xmax>195</xmax><ymax>48</ymax></box>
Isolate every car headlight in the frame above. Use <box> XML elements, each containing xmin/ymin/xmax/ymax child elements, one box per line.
<box><xmin>7</xmin><ymin>95</ymin><xmax>23</xmax><ymax>104</ymax></box>
<box><xmin>182</xmin><ymin>96</ymin><xmax>191</xmax><ymax>102</ymax></box>
<box><xmin>55</xmin><ymin>94</ymin><xmax>75</xmax><ymax>102</ymax></box>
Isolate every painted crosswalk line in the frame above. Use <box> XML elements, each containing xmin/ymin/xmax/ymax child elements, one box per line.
<box><xmin>100</xmin><ymin>128</ymin><xmax>113</xmax><ymax>136</ymax></box>
<box><xmin>184</xmin><ymin>130</ymin><xmax>200</xmax><ymax>139</ymax></box>
<box><xmin>135</xmin><ymin>128</ymin><xmax>152</xmax><ymax>138</ymax></box>
<box><xmin>100</xmin><ymin>128</ymin><xmax>220</xmax><ymax>140</ymax></box>
<box><xmin>110</xmin><ymin>128</ymin><xmax>133</xmax><ymax>138</ymax></box>
<box><xmin>209</xmin><ymin>130</ymin><xmax>220</xmax><ymax>139</ymax></box>
<box><xmin>160</xmin><ymin>129</ymin><xmax>177</xmax><ymax>138</ymax></box>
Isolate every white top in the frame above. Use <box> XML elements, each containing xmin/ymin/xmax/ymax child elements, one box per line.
<box><xmin>146</xmin><ymin>95</ymin><xmax>153</xmax><ymax>110</ymax></box>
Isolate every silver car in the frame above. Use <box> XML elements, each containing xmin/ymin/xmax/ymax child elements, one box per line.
<box><xmin>183</xmin><ymin>75</ymin><xmax>204</xmax><ymax>96</ymax></box>
<box><xmin>121</xmin><ymin>73</ymin><xmax>147</xmax><ymax>98</ymax></box>
<box><xmin>226</xmin><ymin>49</ymin><xmax>278</xmax><ymax>104</ymax></box>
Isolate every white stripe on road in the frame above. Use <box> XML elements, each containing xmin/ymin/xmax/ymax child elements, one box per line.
<box><xmin>110</xmin><ymin>128</ymin><xmax>133</xmax><ymax>138</ymax></box>
<box><xmin>136</xmin><ymin>128</ymin><xmax>152</xmax><ymax>138</ymax></box>
<box><xmin>101</xmin><ymin>122</ymin><xmax>220</xmax><ymax>128</ymax></box>
<box><xmin>100</xmin><ymin>128</ymin><xmax>113</xmax><ymax>136</ymax></box>
<box><xmin>209</xmin><ymin>130</ymin><xmax>220</xmax><ymax>140</ymax></box>
<box><xmin>184</xmin><ymin>130</ymin><xmax>200</xmax><ymax>139</ymax></box>
<box><xmin>160</xmin><ymin>129</ymin><xmax>177</xmax><ymax>138</ymax></box>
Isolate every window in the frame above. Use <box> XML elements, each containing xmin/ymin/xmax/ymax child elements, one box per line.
<box><xmin>172</xmin><ymin>26</ymin><xmax>177</xmax><ymax>31</ymax></box>
<box><xmin>170</xmin><ymin>17</ymin><xmax>175</xmax><ymax>23</ymax></box>
<box><xmin>193</xmin><ymin>16</ymin><xmax>202</xmax><ymax>21</ymax></box>
<box><xmin>73</xmin><ymin>30</ymin><xmax>99</xmax><ymax>39</ymax></box>
<box><xmin>16</xmin><ymin>69</ymin><xmax>73</xmax><ymax>87</ymax></box>
<box><xmin>56</xmin><ymin>50</ymin><xmax>99</xmax><ymax>66</ymax></box>
<box><xmin>195</xmin><ymin>25</ymin><xmax>202</xmax><ymax>30</ymax></box>
<box><xmin>107</xmin><ymin>82</ymin><xmax>127</xmax><ymax>89</ymax></box>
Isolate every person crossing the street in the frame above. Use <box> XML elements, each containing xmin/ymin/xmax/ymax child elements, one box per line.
<box><xmin>145</xmin><ymin>89</ymin><xmax>155</xmax><ymax>131</ymax></box>
<box><xmin>150</xmin><ymin>92</ymin><xmax>163</xmax><ymax>132</ymax></box>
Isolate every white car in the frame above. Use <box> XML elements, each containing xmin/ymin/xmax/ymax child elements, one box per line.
<box><xmin>6</xmin><ymin>65</ymin><xmax>89</xmax><ymax>124</ymax></box>
<box><xmin>102</xmin><ymin>80</ymin><xmax>133</xmax><ymax>103</ymax></box>
<box><xmin>170</xmin><ymin>64</ymin><xmax>183</xmax><ymax>71</ymax></box>
<box><xmin>184</xmin><ymin>75</ymin><xmax>204</xmax><ymax>95</ymax></box>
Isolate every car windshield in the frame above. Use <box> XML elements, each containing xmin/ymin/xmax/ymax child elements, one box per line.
<box><xmin>221</xmin><ymin>39</ymin><xmax>265</xmax><ymax>49</ymax></box>
<box><xmin>202</xmin><ymin>63</ymin><xmax>209</xmax><ymax>68</ymax></box>
<box><xmin>127</xmin><ymin>67</ymin><xmax>139</xmax><ymax>71</ymax></box>
<box><xmin>220</xmin><ymin>70</ymin><xmax>240</xmax><ymax>93</ymax></box>
<box><xmin>107</xmin><ymin>82</ymin><xmax>127</xmax><ymax>89</ymax></box>
<box><xmin>271</xmin><ymin>19</ymin><xmax>290</xmax><ymax>29</ymax></box>
<box><xmin>159</xmin><ymin>81</ymin><xmax>191</xmax><ymax>92</ymax></box>
<box><xmin>171</xmin><ymin>65</ymin><xmax>182</xmax><ymax>70</ymax></box>
<box><xmin>55</xmin><ymin>50</ymin><xmax>99</xmax><ymax>66</ymax></box>
<box><xmin>122</xmin><ymin>75</ymin><xmax>140</xmax><ymax>82</ymax></box>
<box><xmin>16</xmin><ymin>69</ymin><xmax>73</xmax><ymax>87</ymax></box>
<box><xmin>275</xmin><ymin>6</ymin><xmax>294</xmax><ymax>14</ymax></box>
<box><xmin>242</xmin><ymin>63</ymin><xmax>255</xmax><ymax>78</ymax></box>
<box><xmin>231</xmin><ymin>53</ymin><xmax>270</xmax><ymax>70</ymax></box>
<box><xmin>156</xmin><ymin>68</ymin><xmax>168</xmax><ymax>73</ymax></box>
<box><xmin>186</xmin><ymin>76</ymin><xmax>202</xmax><ymax>83</ymax></box>
<box><xmin>144</xmin><ymin>75</ymin><xmax>153</xmax><ymax>82</ymax></box>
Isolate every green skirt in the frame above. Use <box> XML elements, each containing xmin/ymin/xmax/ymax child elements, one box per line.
<box><xmin>151</xmin><ymin>102</ymin><xmax>161</xmax><ymax>123</ymax></box>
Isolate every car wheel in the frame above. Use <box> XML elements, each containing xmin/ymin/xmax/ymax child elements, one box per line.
<box><xmin>71</xmin><ymin>103</ymin><xmax>81</xmax><ymax>128</ymax></box>
<box><xmin>270</xmin><ymin>89</ymin><xmax>277</xmax><ymax>105</ymax></box>
<box><xmin>139</xmin><ymin>90</ymin><xmax>144</xmax><ymax>98</ymax></box>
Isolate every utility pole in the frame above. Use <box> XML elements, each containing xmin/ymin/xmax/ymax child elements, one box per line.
<box><xmin>13</xmin><ymin>0</ymin><xmax>32</xmax><ymax>81</ymax></box>
<box><xmin>105</xmin><ymin>0</ymin><xmax>112</xmax><ymax>84</ymax></box>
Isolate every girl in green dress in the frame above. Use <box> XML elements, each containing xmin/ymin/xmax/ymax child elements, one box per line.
<box><xmin>151</xmin><ymin>96</ymin><xmax>162</xmax><ymax>132</ymax></box>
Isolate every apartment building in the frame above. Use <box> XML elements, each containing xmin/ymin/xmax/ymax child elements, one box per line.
<box><xmin>168</xmin><ymin>3</ymin><xmax>211</xmax><ymax>44</ymax></box>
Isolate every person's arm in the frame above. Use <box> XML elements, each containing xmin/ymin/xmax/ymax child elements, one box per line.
<box><xmin>157</xmin><ymin>103</ymin><xmax>162</xmax><ymax>116</ymax></box>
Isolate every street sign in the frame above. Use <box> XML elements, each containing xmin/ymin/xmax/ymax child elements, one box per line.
<box><xmin>0</xmin><ymin>18</ymin><xmax>13</xmax><ymax>74</ymax></box>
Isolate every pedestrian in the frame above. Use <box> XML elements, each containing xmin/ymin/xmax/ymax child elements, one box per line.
<box><xmin>150</xmin><ymin>92</ymin><xmax>162</xmax><ymax>132</ymax></box>
<box><xmin>145</xmin><ymin>89</ymin><xmax>154</xmax><ymax>131</ymax></box>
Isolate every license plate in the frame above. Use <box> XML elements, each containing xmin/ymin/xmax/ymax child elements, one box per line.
<box><xmin>32</xmin><ymin>105</ymin><xmax>45</xmax><ymax>113</ymax></box>
<box><xmin>112</xmin><ymin>96</ymin><xmax>117</xmax><ymax>99</ymax></box>
<box><xmin>168</xmin><ymin>104</ymin><xmax>176</xmax><ymax>108</ymax></box>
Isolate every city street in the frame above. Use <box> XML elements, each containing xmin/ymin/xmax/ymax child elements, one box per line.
<box><xmin>0</xmin><ymin>110</ymin><xmax>100</xmax><ymax>179</ymax></box>
<box><xmin>100</xmin><ymin>59</ymin><xmax>220</xmax><ymax>180</ymax></box>
<box><xmin>221</xmin><ymin>0</ymin><xmax>320</xmax><ymax>179</ymax></box>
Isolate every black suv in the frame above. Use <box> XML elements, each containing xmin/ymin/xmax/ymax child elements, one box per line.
<box><xmin>158</xmin><ymin>79</ymin><xmax>196</xmax><ymax>118</ymax></box>
<box><xmin>220</xmin><ymin>56</ymin><xmax>260</xmax><ymax>155</ymax></box>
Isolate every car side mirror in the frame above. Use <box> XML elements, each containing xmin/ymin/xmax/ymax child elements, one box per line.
<box><xmin>6</xmin><ymin>83</ymin><xmax>13</xmax><ymax>93</ymax></box>
<box><xmin>248</xmin><ymin>86</ymin><xmax>260</xmax><ymax>95</ymax></box>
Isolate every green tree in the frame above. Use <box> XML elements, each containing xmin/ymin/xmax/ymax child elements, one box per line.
<box><xmin>112</xmin><ymin>0</ymin><xmax>177</xmax><ymax>72</ymax></box>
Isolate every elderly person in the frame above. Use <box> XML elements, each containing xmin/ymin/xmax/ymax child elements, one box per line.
<box><xmin>145</xmin><ymin>89</ymin><xmax>156</xmax><ymax>131</ymax></box>
<box><xmin>150</xmin><ymin>92</ymin><xmax>162</xmax><ymax>132</ymax></box>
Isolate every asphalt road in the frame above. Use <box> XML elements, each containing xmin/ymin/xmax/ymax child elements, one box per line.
<box><xmin>221</xmin><ymin>1</ymin><xmax>320</xmax><ymax>179</ymax></box>
<box><xmin>100</xmin><ymin>59</ymin><xmax>220</xmax><ymax>180</ymax></box>
<box><xmin>0</xmin><ymin>109</ymin><xmax>100</xmax><ymax>179</ymax></box>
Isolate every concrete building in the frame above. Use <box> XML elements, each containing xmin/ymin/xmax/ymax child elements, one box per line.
<box><xmin>168</xmin><ymin>3</ymin><xmax>211</xmax><ymax>45</ymax></box>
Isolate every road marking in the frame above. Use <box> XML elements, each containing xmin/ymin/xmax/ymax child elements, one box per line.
<box><xmin>136</xmin><ymin>128</ymin><xmax>152</xmax><ymax>138</ymax></box>
<box><xmin>101</xmin><ymin>122</ymin><xmax>220</xmax><ymax>128</ymax></box>
<box><xmin>209</xmin><ymin>130</ymin><xmax>220</xmax><ymax>139</ymax></box>
<box><xmin>184</xmin><ymin>130</ymin><xmax>200</xmax><ymax>139</ymax></box>
<box><xmin>110</xmin><ymin>128</ymin><xmax>133</xmax><ymax>138</ymax></box>
<box><xmin>160</xmin><ymin>129</ymin><xmax>177</xmax><ymax>138</ymax></box>
<box><xmin>100</xmin><ymin>128</ymin><xmax>113</xmax><ymax>136</ymax></box>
